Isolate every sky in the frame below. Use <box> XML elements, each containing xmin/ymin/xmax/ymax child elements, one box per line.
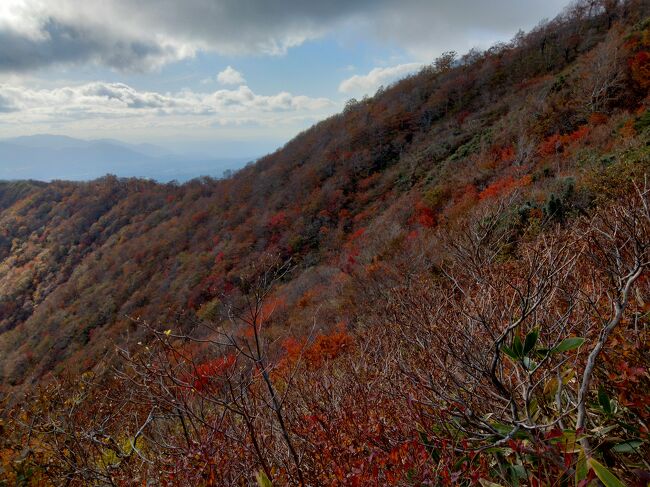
<box><xmin>0</xmin><ymin>0</ymin><xmax>570</xmax><ymax>158</ymax></box>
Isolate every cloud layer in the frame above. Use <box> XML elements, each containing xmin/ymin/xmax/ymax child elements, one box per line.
<box><xmin>0</xmin><ymin>81</ymin><xmax>335</xmax><ymax>132</ymax></box>
<box><xmin>0</xmin><ymin>0</ymin><xmax>569</xmax><ymax>72</ymax></box>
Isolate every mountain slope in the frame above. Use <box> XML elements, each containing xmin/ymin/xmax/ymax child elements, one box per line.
<box><xmin>1</xmin><ymin>1</ymin><xmax>648</xmax><ymax>387</ymax></box>
<box><xmin>1</xmin><ymin>3</ymin><xmax>649</xmax><ymax>485</ymax></box>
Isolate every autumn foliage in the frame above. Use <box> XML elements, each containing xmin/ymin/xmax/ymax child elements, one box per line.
<box><xmin>2</xmin><ymin>2</ymin><xmax>650</xmax><ymax>485</ymax></box>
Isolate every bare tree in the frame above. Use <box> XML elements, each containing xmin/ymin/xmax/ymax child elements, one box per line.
<box><xmin>576</xmin><ymin>26</ymin><xmax>626</xmax><ymax>114</ymax></box>
<box><xmin>385</xmin><ymin>185</ymin><xmax>649</xmax><ymax>481</ymax></box>
<box><xmin>116</xmin><ymin>254</ymin><xmax>307</xmax><ymax>485</ymax></box>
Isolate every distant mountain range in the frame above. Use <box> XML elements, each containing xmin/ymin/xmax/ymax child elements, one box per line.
<box><xmin>0</xmin><ymin>134</ymin><xmax>255</xmax><ymax>182</ymax></box>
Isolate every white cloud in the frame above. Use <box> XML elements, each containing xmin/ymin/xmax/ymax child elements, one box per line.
<box><xmin>216</xmin><ymin>66</ymin><xmax>245</xmax><ymax>85</ymax></box>
<box><xmin>339</xmin><ymin>63</ymin><xmax>424</xmax><ymax>95</ymax></box>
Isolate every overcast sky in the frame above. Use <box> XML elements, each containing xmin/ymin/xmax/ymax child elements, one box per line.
<box><xmin>0</xmin><ymin>0</ymin><xmax>570</xmax><ymax>157</ymax></box>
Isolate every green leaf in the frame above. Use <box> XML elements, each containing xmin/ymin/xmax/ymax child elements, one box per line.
<box><xmin>552</xmin><ymin>337</ymin><xmax>585</xmax><ymax>354</ymax></box>
<box><xmin>255</xmin><ymin>470</ymin><xmax>273</xmax><ymax>487</ymax></box>
<box><xmin>489</xmin><ymin>422</ymin><xmax>529</xmax><ymax>440</ymax></box>
<box><xmin>587</xmin><ymin>458</ymin><xmax>625</xmax><ymax>487</ymax></box>
<box><xmin>575</xmin><ymin>449</ymin><xmax>587</xmax><ymax>485</ymax></box>
<box><xmin>418</xmin><ymin>430</ymin><xmax>440</xmax><ymax>462</ymax></box>
<box><xmin>508</xmin><ymin>464</ymin><xmax>527</xmax><ymax>485</ymax></box>
<box><xmin>523</xmin><ymin>328</ymin><xmax>539</xmax><ymax>355</ymax></box>
<box><xmin>598</xmin><ymin>386</ymin><xmax>612</xmax><ymax>415</ymax></box>
<box><xmin>502</xmin><ymin>344</ymin><xmax>519</xmax><ymax>361</ymax></box>
<box><xmin>513</xmin><ymin>334</ymin><xmax>523</xmax><ymax>358</ymax></box>
<box><xmin>611</xmin><ymin>439</ymin><xmax>643</xmax><ymax>453</ymax></box>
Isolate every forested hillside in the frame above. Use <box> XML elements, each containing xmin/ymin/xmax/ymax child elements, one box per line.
<box><xmin>1</xmin><ymin>1</ymin><xmax>650</xmax><ymax>485</ymax></box>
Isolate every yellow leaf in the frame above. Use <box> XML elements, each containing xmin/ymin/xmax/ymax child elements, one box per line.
<box><xmin>256</xmin><ymin>470</ymin><xmax>273</xmax><ymax>487</ymax></box>
<box><xmin>164</xmin><ymin>329</ymin><xmax>172</xmax><ymax>336</ymax></box>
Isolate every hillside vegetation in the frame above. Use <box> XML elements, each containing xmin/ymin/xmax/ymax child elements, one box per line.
<box><xmin>1</xmin><ymin>1</ymin><xmax>650</xmax><ymax>485</ymax></box>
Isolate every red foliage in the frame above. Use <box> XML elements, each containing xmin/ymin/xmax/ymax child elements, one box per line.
<box><xmin>412</xmin><ymin>201</ymin><xmax>436</xmax><ymax>228</ymax></box>
<box><xmin>539</xmin><ymin>133</ymin><xmax>563</xmax><ymax>156</ymax></box>
<box><xmin>568</xmin><ymin>125</ymin><xmax>589</xmax><ymax>142</ymax></box>
<box><xmin>349</xmin><ymin>227</ymin><xmax>366</xmax><ymax>241</ymax></box>
<box><xmin>496</xmin><ymin>145</ymin><xmax>515</xmax><ymax>163</ymax></box>
<box><xmin>479</xmin><ymin>174</ymin><xmax>532</xmax><ymax>200</ymax></box>
<box><xmin>193</xmin><ymin>354</ymin><xmax>237</xmax><ymax>392</ymax></box>
<box><xmin>267</xmin><ymin>211</ymin><xmax>288</xmax><ymax>229</ymax></box>
<box><xmin>456</xmin><ymin>110</ymin><xmax>471</xmax><ymax>125</ymax></box>
<box><xmin>357</xmin><ymin>174</ymin><xmax>380</xmax><ymax>190</ymax></box>
<box><xmin>342</xmin><ymin>247</ymin><xmax>361</xmax><ymax>273</ymax></box>
<box><xmin>338</xmin><ymin>208</ymin><xmax>351</xmax><ymax>220</ymax></box>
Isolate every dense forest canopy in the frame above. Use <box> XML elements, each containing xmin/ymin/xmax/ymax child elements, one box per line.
<box><xmin>1</xmin><ymin>1</ymin><xmax>650</xmax><ymax>485</ymax></box>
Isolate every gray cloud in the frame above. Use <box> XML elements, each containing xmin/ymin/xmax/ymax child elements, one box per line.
<box><xmin>366</xmin><ymin>0</ymin><xmax>569</xmax><ymax>59</ymax></box>
<box><xmin>0</xmin><ymin>0</ymin><xmax>570</xmax><ymax>72</ymax></box>
<box><xmin>0</xmin><ymin>18</ymin><xmax>178</xmax><ymax>72</ymax></box>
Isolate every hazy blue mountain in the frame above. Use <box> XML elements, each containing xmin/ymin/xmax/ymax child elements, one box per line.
<box><xmin>0</xmin><ymin>135</ymin><xmax>254</xmax><ymax>182</ymax></box>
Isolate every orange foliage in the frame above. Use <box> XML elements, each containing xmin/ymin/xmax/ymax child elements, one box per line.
<box><xmin>357</xmin><ymin>173</ymin><xmax>380</xmax><ymax>190</ymax></box>
<box><xmin>629</xmin><ymin>51</ymin><xmax>650</xmax><ymax>89</ymax></box>
<box><xmin>260</xmin><ymin>296</ymin><xmax>286</xmax><ymax>324</ymax></box>
<box><xmin>539</xmin><ymin>125</ymin><xmax>590</xmax><ymax>157</ymax></box>
<box><xmin>480</xmin><ymin>145</ymin><xmax>516</xmax><ymax>171</ymax></box>
<box><xmin>278</xmin><ymin>326</ymin><xmax>353</xmax><ymax>372</ymax></box>
<box><xmin>304</xmin><ymin>327</ymin><xmax>352</xmax><ymax>369</ymax></box>
<box><xmin>353</xmin><ymin>209</ymin><xmax>371</xmax><ymax>222</ymax></box>
<box><xmin>479</xmin><ymin>174</ymin><xmax>532</xmax><ymax>200</ymax></box>
<box><xmin>445</xmin><ymin>184</ymin><xmax>479</xmax><ymax>221</ymax></box>
<box><xmin>620</xmin><ymin>119</ymin><xmax>637</xmax><ymax>138</ymax></box>
<box><xmin>589</xmin><ymin>112</ymin><xmax>609</xmax><ymax>125</ymax></box>
<box><xmin>297</xmin><ymin>288</ymin><xmax>319</xmax><ymax>308</ymax></box>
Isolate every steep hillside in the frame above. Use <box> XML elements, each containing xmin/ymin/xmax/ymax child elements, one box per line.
<box><xmin>1</xmin><ymin>2</ymin><xmax>650</xmax><ymax>485</ymax></box>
